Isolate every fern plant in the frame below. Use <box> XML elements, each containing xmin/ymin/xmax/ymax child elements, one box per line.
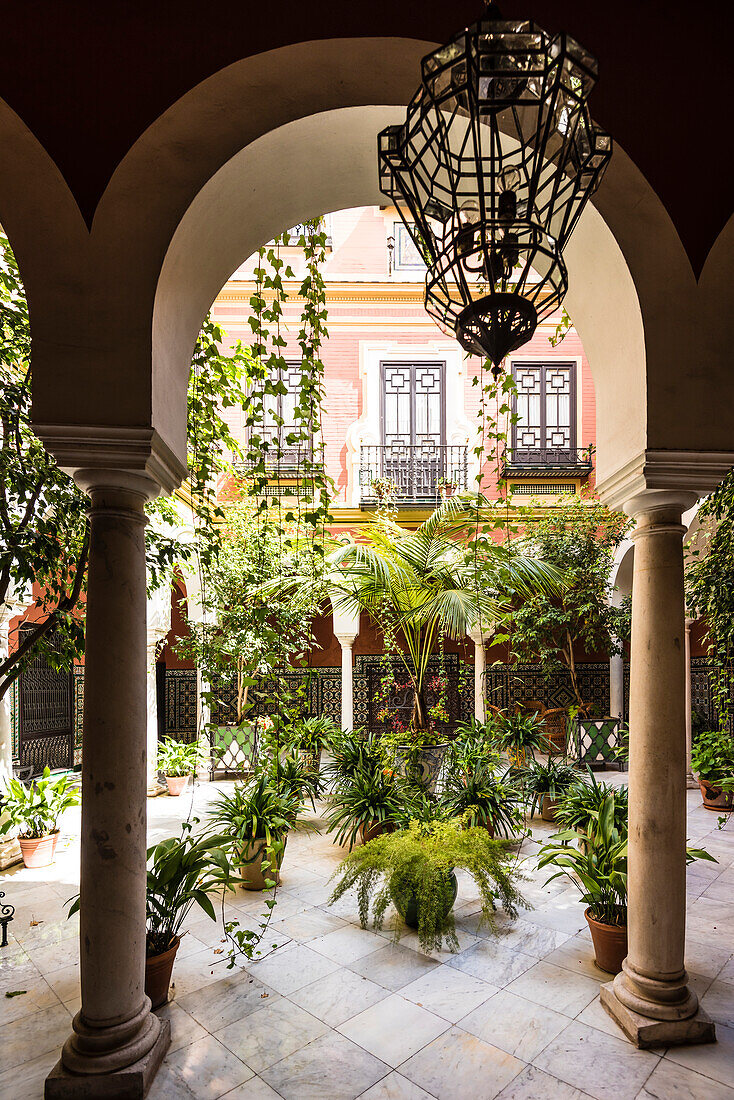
<box><xmin>328</xmin><ymin>817</ymin><xmax>526</xmax><ymax>953</ymax></box>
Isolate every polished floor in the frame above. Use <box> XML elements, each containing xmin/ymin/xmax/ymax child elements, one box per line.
<box><xmin>1</xmin><ymin>773</ymin><xmax>733</xmax><ymax>1100</ymax></box>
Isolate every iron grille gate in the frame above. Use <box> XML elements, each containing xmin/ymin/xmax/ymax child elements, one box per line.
<box><xmin>17</xmin><ymin>625</ymin><xmax>74</xmax><ymax>776</ymax></box>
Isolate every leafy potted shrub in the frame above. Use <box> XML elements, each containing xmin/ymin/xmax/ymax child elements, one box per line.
<box><xmin>323</xmin><ymin>727</ymin><xmax>384</xmax><ymax>790</ymax></box>
<box><xmin>495</xmin><ymin>710</ymin><xmax>550</xmax><ymax>768</ymax></box>
<box><xmin>267</xmin><ymin>752</ymin><xmax>319</xmax><ymax>809</ymax></box>
<box><xmin>443</xmin><ymin>759</ymin><xmax>525</xmax><ymax>837</ymax></box>
<box><xmin>328</xmin><ymin>816</ymin><xmax>526</xmax><ymax>953</ymax></box>
<box><xmin>69</xmin><ymin>820</ymin><xmax>235</xmax><ymax>1008</ymax></box>
<box><xmin>538</xmin><ymin>793</ymin><xmax>714</xmax><ymax>974</ymax></box>
<box><xmin>325</xmin><ymin>764</ymin><xmax>409</xmax><ymax>848</ymax></box>
<box><xmin>157</xmin><ymin>737</ymin><xmax>203</xmax><ymax>796</ymax></box>
<box><xmin>517</xmin><ymin>758</ymin><xmax>581</xmax><ymax>821</ymax></box>
<box><xmin>554</xmin><ymin>771</ymin><xmax>628</xmax><ymax>840</ymax></box>
<box><xmin>691</xmin><ymin>729</ymin><xmax>734</xmax><ymax>810</ymax></box>
<box><xmin>0</xmin><ymin>768</ymin><xmax>80</xmax><ymax>868</ymax></box>
<box><xmin>209</xmin><ymin>772</ymin><xmax>303</xmax><ymax>890</ymax></box>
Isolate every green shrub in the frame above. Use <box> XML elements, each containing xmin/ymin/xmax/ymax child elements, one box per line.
<box><xmin>442</xmin><ymin>761</ymin><xmax>524</xmax><ymax>837</ymax></box>
<box><xmin>329</xmin><ymin>816</ymin><xmax>526</xmax><ymax>953</ymax></box>
<box><xmin>324</xmin><ymin>765</ymin><xmax>410</xmax><ymax>848</ymax></box>
<box><xmin>554</xmin><ymin>772</ymin><xmax>628</xmax><ymax>835</ymax></box>
<box><xmin>516</xmin><ymin>759</ymin><xmax>580</xmax><ymax>818</ymax></box>
<box><xmin>0</xmin><ymin>768</ymin><xmax>79</xmax><ymax>839</ymax></box>
<box><xmin>691</xmin><ymin>729</ymin><xmax>734</xmax><ymax>790</ymax></box>
<box><xmin>157</xmin><ymin>737</ymin><xmax>204</xmax><ymax>778</ymax></box>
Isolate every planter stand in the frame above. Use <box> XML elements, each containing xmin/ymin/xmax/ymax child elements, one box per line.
<box><xmin>573</xmin><ymin>717</ymin><xmax>622</xmax><ymax>771</ymax></box>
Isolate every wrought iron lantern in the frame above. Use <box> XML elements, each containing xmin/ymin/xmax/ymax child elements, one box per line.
<box><xmin>378</xmin><ymin>5</ymin><xmax>612</xmax><ymax>375</ymax></box>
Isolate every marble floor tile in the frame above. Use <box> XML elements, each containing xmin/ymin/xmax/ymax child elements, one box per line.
<box><xmin>220</xmin><ymin>1078</ymin><xmax>285</xmax><ymax>1099</ymax></box>
<box><xmin>0</xmin><ymin>1046</ymin><xmax>61</xmax><ymax>1100</ymax></box>
<box><xmin>664</xmin><ymin>1021</ymin><xmax>734</xmax><ymax>1088</ymax></box>
<box><xmin>289</xmin><ymin>967</ymin><xmax>388</xmax><ymax>1027</ymax></box>
<box><xmin>718</xmin><ymin>955</ymin><xmax>734</xmax><ymax>986</ymax></box>
<box><xmin>684</xmin><ymin>939</ymin><xmax>734</xmax><ymax>980</ymax></box>
<box><xmin>168</xmin><ymin>946</ymin><xmax>231</xmax><ymax>999</ymax></box>
<box><xmin>155</xmin><ymin>1001</ymin><xmax>208</xmax><ymax>1053</ymax></box>
<box><xmin>178</xmin><ymin>971</ymin><xmax>280</xmax><ymax>1032</ymax></box>
<box><xmin>542</xmin><ymin>935</ymin><xmax>608</xmax><ymax>982</ymax></box>
<box><xmin>216</xmin><ymin>997</ymin><xmax>329</xmax><ymax>1073</ymax></box>
<box><xmin>460</xmin><ymin>988</ymin><xmax>570</xmax><ymax>1061</ymax></box>
<box><xmin>496</xmin><ymin>1064</ymin><xmax>593</xmax><ymax>1100</ymax></box>
<box><xmin>271</xmin><ymin>907</ymin><xmax>347</xmax><ymax>942</ymax></box>
<box><xmin>347</xmin><ymin>942</ymin><xmax>440</xmax><ymax>991</ymax></box>
<box><xmin>400</xmin><ymin>965</ymin><xmax>495</xmax><ymax>1023</ymax></box>
<box><xmin>396</xmin><ymin>925</ymin><xmax>480</xmax><ymax>960</ymax></box>
<box><xmin>261</xmin><ymin>1030</ymin><xmax>388</xmax><ymax>1100</ymax></box>
<box><xmin>4</xmin><ymin>1002</ymin><xmax>71</xmax><ymax>1071</ymax></box>
<box><xmin>152</xmin><ymin>1034</ymin><xmax>253</xmax><ymax>1100</ymax></box>
<box><xmin>482</xmin><ymin>915</ymin><xmax>571</xmax><ymax>959</ymax></box>
<box><xmin>0</xmin><ymin>953</ymin><xmax>60</xmax><ymax>1025</ymax></box>
<box><xmin>522</xmin><ymin>899</ymin><xmax>588</xmax><ymax>936</ymax></box>
<box><xmin>308</xmin><ymin>924</ymin><xmax>386</xmax><ymax>964</ymax></box>
<box><xmin>701</xmin><ymin>978</ymin><xmax>734</xmax><ymax>1028</ymax></box>
<box><xmin>638</xmin><ymin>1058</ymin><xmax>734</xmax><ymax>1100</ymax></box>
<box><xmin>533</xmin><ymin>1021</ymin><xmax>659</xmax><ymax>1100</ymax></box>
<box><xmin>446</xmin><ymin>939</ymin><xmax>536</xmax><ymax>988</ymax></box>
<box><xmin>246</xmin><ymin>941</ymin><xmax>340</xmax><ymax>995</ymax></box>
<box><xmin>337</xmin><ymin>992</ymin><xmax>448</xmax><ymax>1067</ymax></box>
<box><xmin>576</xmin><ymin>994</ymin><xmax>634</xmax><ymax>1043</ymax></box>
<box><xmin>42</xmin><ymin>962</ymin><xmax>80</xmax><ymax>1005</ymax></box>
<box><xmin>400</xmin><ymin>1025</ymin><xmax>524</xmax><ymax>1100</ymax></box>
<box><xmin>24</xmin><ymin>934</ymin><xmax>79</xmax><ymax>976</ymax></box>
<box><xmin>505</xmin><ymin>960</ymin><xmax>601</xmax><ymax>1018</ymax></box>
<box><xmin>357</xmin><ymin>1071</ymin><xmax>437</xmax><ymax>1099</ymax></box>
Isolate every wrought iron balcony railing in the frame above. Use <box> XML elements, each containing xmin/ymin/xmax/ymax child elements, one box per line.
<box><xmin>502</xmin><ymin>445</ymin><xmax>594</xmax><ymax>478</ymax></box>
<box><xmin>360</xmin><ymin>444</ymin><xmax>469</xmax><ymax>506</ymax></box>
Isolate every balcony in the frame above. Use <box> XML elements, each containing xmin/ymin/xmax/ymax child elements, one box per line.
<box><xmin>360</xmin><ymin>444</ymin><xmax>469</xmax><ymax>506</ymax></box>
<box><xmin>502</xmin><ymin>445</ymin><xmax>594</xmax><ymax>480</ymax></box>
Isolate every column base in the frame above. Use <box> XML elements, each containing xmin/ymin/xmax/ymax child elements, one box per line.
<box><xmin>45</xmin><ymin>1019</ymin><xmax>170</xmax><ymax>1099</ymax></box>
<box><xmin>600</xmin><ymin>983</ymin><xmax>715</xmax><ymax>1049</ymax></box>
<box><xmin>686</xmin><ymin>771</ymin><xmax>699</xmax><ymax>790</ymax></box>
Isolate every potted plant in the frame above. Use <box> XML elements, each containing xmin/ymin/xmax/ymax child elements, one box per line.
<box><xmin>267</xmin><ymin>751</ymin><xmax>319</xmax><ymax>809</ymax></box>
<box><xmin>209</xmin><ymin>772</ymin><xmax>303</xmax><ymax>890</ymax></box>
<box><xmin>323</xmin><ymin>727</ymin><xmax>384</xmax><ymax>790</ymax></box>
<box><xmin>517</xmin><ymin>758</ymin><xmax>581</xmax><ymax>821</ymax></box>
<box><xmin>69</xmin><ymin>819</ymin><xmax>235</xmax><ymax>1008</ymax></box>
<box><xmin>157</xmin><ymin>737</ymin><xmax>204</xmax><ymax>796</ymax></box>
<box><xmin>691</xmin><ymin>729</ymin><xmax>734</xmax><ymax>810</ymax></box>
<box><xmin>325</xmin><ymin>763</ymin><xmax>408</xmax><ymax>848</ymax></box>
<box><xmin>0</xmin><ymin>768</ymin><xmax>80</xmax><ymax>868</ymax></box>
<box><xmin>443</xmin><ymin>759</ymin><xmax>525</xmax><ymax>837</ymax></box>
<box><xmin>554</xmin><ymin>771</ymin><xmax>628</xmax><ymax>840</ymax></box>
<box><xmin>328</xmin><ymin>815</ymin><xmax>526</xmax><ymax>953</ymax></box>
<box><xmin>436</xmin><ymin>476</ymin><xmax>458</xmax><ymax>500</ymax></box>
<box><xmin>494</xmin><ymin>710</ymin><xmax>550</xmax><ymax>768</ymax></box>
<box><xmin>538</xmin><ymin>792</ymin><xmax>714</xmax><ymax>974</ymax></box>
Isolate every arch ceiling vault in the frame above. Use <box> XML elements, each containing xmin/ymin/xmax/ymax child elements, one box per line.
<box><xmin>0</xmin><ymin>6</ymin><xmax>731</xmax><ymax>509</ymax></box>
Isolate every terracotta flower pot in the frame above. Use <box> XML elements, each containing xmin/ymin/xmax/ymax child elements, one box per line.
<box><xmin>145</xmin><ymin>935</ymin><xmax>180</xmax><ymax>1009</ymax></box>
<box><xmin>237</xmin><ymin>839</ymin><xmax>284</xmax><ymax>890</ymax></box>
<box><xmin>19</xmin><ymin>831</ymin><xmax>59</xmax><ymax>869</ymax></box>
<box><xmin>165</xmin><ymin>775</ymin><xmax>191</xmax><ymax>797</ymax></box>
<box><xmin>585</xmin><ymin>908</ymin><xmax>627</xmax><ymax>974</ymax></box>
<box><xmin>358</xmin><ymin>820</ymin><xmax>395</xmax><ymax>845</ymax></box>
<box><xmin>699</xmin><ymin>780</ymin><xmax>734</xmax><ymax>812</ymax></box>
<box><xmin>541</xmin><ymin>794</ymin><xmax>558</xmax><ymax>822</ymax></box>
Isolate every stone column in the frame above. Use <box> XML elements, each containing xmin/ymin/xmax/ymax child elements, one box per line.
<box><xmin>609</xmin><ymin>654</ymin><xmax>625</xmax><ymax>723</ymax></box>
<box><xmin>331</xmin><ymin>599</ymin><xmax>360</xmax><ymax>732</ymax></box>
<box><xmin>600</xmin><ymin>491</ymin><xmax>715</xmax><ymax>1048</ymax></box>
<box><xmin>468</xmin><ymin>628</ymin><xmax>490</xmax><ymax>723</ymax></box>
<box><xmin>47</xmin><ymin>472</ymin><xmax>170</xmax><ymax>1097</ymax></box>
<box><xmin>336</xmin><ymin>634</ymin><xmax>357</xmax><ymax>731</ymax></box>
<box><xmin>146</xmin><ymin>586</ymin><xmax>172</xmax><ymax>791</ymax></box>
<box><xmin>684</xmin><ymin>618</ymin><xmax>698</xmax><ymax>789</ymax></box>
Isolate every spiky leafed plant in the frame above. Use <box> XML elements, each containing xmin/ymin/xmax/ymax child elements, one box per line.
<box><xmin>271</xmin><ymin>495</ymin><xmax>563</xmax><ymax>735</ymax></box>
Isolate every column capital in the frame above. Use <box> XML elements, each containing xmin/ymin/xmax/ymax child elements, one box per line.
<box><xmin>597</xmin><ymin>448</ymin><xmax>734</xmax><ymax>513</ymax></box>
<box><xmin>32</xmin><ymin>425</ymin><xmax>186</xmax><ymax>498</ymax></box>
<box><xmin>468</xmin><ymin>626</ymin><xmax>492</xmax><ymax>646</ymax></box>
<box><xmin>624</xmin><ymin>489</ymin><xmax>699</xmax><ymax>524</ymax></box>
<box><xmin>335</xmin><ymin>632</ymin><xmax>358</xmax><ymax>648</ymax></box>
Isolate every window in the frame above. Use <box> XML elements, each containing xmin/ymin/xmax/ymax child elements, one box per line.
<box><xmin>393</xmin><ymin>223</ymin><xmax>427</xmax><ymax>271</ymax></box>
<box><xmin>381</xmin><ymin>362</ymin><xmax>445</xmax><ymax>450</ymax></box>
<box><xmin>260</xmin><ymin>362</ymin><xmax>310</xmax><ymax>467</ymax></box>
<box><xmin>511</xmin><ymin>362</ymin><xmax>576</xmax><ymax>462</ymax></box>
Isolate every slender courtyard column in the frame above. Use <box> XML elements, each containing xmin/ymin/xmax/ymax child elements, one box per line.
<box><xmin>332</xmin><ymin>600</ymin><xmax>360</xmax><ymax>733</ymax></box>
<box><xmin>47</xmin><ymin>470</ymin><xmax>170</xmax><ymax>1097</ymax></box>
<box><xmin>146</xmin><ymin>586</ymin><xmax>172</xmax><ymax>790</ymax></box>
<box><xmin>0</xmin><ymin>603</ymin><xmax>20</xmax><ymax>782</ymax></box>
<box><xmin>609</xmin><ymin>653</ymin><xmax>625</xmax><ymax>723</ymax></box>
<box><xmin>468</xmin><ymin>628</ymin><xmax>489</xmax><ymax>723</ymax></box>
<box><xmin>600</xmin><ymin>490</ymin><xmax>715</xmax><ymax>1048</ymax></box>
<box><xmin>684</xmin><ymin>617</ymin><xmax>697</xmax><ymax>789</ymax></box>
<box><xmin>336</xmin><ymin>634</ymin><xmax>357</xmax><ymax>731</ymax></box>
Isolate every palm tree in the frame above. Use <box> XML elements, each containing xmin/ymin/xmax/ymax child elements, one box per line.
<box><xmin>272</xmin><ymin>495</ymin><xmax>563</xmax><ymax>734</ymax></box>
